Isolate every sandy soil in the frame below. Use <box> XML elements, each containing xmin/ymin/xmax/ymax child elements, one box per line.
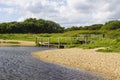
<box><xmin>0</xmin><ymin>40</ymin><xmax>35</xmax><ymax>46</ymax></box>
<box><xmin>32</xmin><ymin>48</ymin><xmax>120</xmax><ymax>79</ymax></box>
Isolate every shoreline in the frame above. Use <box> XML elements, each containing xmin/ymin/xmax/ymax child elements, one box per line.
<box><xmin>32</xmin><ymin>48</ymin><xmax>120</xmax><ymax>79</ymax></box>
<box><xmin>32</xmin><ymin>55</ymin><xmax>112</xmax><ymax>80</ymax></box>
<box><xmin>0</xmin><ymin>40</ymin><xmax>35</xmax><ymax>47</ymax></box>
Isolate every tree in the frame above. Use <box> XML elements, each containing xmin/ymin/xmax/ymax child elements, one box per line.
<box><xmin>0</xmin><ymin>18</ymin><xmax>64</xmax><ymax>33</ymax></box>
<box><xmin>0</xmin><ymin>23</ymin><xmax>8</xmax><ymax>33</ymax></box>
<box><xmin>101</xmin><ymin>20</ymin><xmax>120</xmax><ymax>30</ymax></box>
<box><xmin>65</xmin><ymin>26</ymin><xmax>83</xmax><ymax>31</ymax></box>
<box><xmin>83</xmin><ymin>24</ymin><xmax>103</xmax><ymax>30</ymax></box>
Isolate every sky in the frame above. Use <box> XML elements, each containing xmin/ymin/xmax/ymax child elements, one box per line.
<box><xmin>0</xmin><ymin>0</ymin><xmax>120</xmax><ymax>27</ymax></box>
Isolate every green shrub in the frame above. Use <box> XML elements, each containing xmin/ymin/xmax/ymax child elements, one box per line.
<box><xmin>101</xmin><ymin>20</ymin><xmax>120</xmax><ymax>30</ymax></box>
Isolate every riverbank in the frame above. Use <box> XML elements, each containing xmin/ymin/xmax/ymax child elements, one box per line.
<box><xmin>0</xmin><ymin>40</ymin><xmax>35</xmax><ymax>46</ymax></box>
<box><xmin>32</xmin><ymin>48</ymin><xmax>120</xmax><ymax>79</ymax></box>
<box><xmin>0</xmin><ymin>47</ymin><xmax>109</xmax><ymax>80</ymax></box>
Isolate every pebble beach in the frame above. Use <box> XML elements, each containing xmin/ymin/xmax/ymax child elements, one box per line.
<box><xmin>32</xmin><ymin>48</ymin><xmax>120</xmax><ymax>79</ymax></box>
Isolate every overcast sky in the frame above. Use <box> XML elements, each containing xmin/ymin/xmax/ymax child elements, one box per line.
<box><xmin>0</xmin><ymin>0</ymin><xmax>120</xmax><ymax>27</ymax></box>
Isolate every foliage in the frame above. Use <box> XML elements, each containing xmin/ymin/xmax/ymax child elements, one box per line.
<box><xmin>1</xmin><ymin>32</ymin><xmax>120</xmax><ymax>52</ymax></box>
<box><xmin>1</xmin><ymin>19</ymin><xmax>120</xmax><ymax>52</ymax></box>
<box><xmin>65</xmin><ymin>26</ymin><xmax>83</xmax><ymax>31</ymax></box>
<box><xmin>101</xmin><ymin>20</ymin><xmax>120</xmax><ymax>30</ymax></box>
<box><xmin>78</xmin><ymin>38</ymin><xmax>120</xmax><ymax>52</ymax></box>
<box><xmin>83</xmin><ymin>24</ymin><xmax>103</xmax><ymax>30</ymax></box>
<box><xmin>0</xmin><ymin>18</ymin><xmax>64</xmax><ymax>33</ymax></box>
<box><xmin>65</xmin><ymin>24</ymin><xmax>103</xmax><ymax>31</ymax></box>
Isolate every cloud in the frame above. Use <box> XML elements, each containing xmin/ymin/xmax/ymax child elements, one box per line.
<box><xmin>26</xmin><ymin>1</ymin><xmax>59</xmax><ymax>14</ymax></box>
<box><xmin>0</xmin><ymin>8</ymin><xmax>14</xmax><ymax>14</ymax></box>
<box><xmin>0</xmin><ymin>0</ymin><xmax>120</xmax><ymax>27</ymax></box>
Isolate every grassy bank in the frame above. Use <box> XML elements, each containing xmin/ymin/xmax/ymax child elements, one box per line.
<box><xmin>0</xmin><ymin>30</ymin><xmax>101</xmax><ymax>40</ymax></box>
<box><xmin>67</xmin><ymin>38</ymin><xmax>120</xmax><ymax>52</ymax></box>
<box><xmin>0</xmin><ymin>30</ymin><xmax>120</xmax><ymax>52</ymax></box>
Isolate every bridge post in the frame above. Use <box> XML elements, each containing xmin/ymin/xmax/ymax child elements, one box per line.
<box><xmin>48</xmin><ymin>38</ymin><xmax>50</xmax><ymax>47</ymax></box>
<box><xmin>58</xmin><ymin>37</ymin><xmax>60</xmax><ymax>48</ymax></box>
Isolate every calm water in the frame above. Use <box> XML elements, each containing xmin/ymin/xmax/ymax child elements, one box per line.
<box><xmin>0</xmin><ymin>47</ymin><xmax>109</xmax><ymax>80</ymax></box>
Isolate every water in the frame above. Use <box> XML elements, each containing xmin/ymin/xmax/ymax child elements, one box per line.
<box><xmin>0</xmin><ymin>47</ymin><xmax>109</xmax><ymax>80</ymax></box>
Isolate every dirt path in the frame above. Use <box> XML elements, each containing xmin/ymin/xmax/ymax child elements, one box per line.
<box><xmin>32</xmin><ymin>48</ymin><xmax>120</xmax><ymax>79</ymax></box>
<box><xmin>0</xmin><ymin>40</ymin><xmax>35</xmax><ymax>46</ymax></box>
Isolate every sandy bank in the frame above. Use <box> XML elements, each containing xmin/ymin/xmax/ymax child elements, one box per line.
<box><xmin>0</xmin><ymin>40</ymin><xmax>35</xmax><ymax>46</ymax></box>
<box><xmin>32</xmin><ymin>48</ymin><xmax>120</xmax><ymax>79</ymax></box>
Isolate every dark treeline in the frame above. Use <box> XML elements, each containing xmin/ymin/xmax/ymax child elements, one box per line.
<box><xmin>0</xmin><ymin>18</ymin><xmax>64</xmax><ymax>33</ymax></box>
<box><xmin>0</xmin><ymin>18</ymin><xmax>120</xmax><ymax>33</ymax></box>
<box><xmin>65</xmin><ymin>20</ymin><xmax>120</xmax><ymax>31</ymax></box>
<box><xmin>65</xmin><ymin>24</ymin><xmax>103</xmax><ymax>31</ymax></box>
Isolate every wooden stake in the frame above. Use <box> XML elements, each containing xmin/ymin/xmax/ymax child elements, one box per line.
<box><xmin>48</xmin><ymin>38</ymin><xmax>50</xmax><ymax>47</ymax></box>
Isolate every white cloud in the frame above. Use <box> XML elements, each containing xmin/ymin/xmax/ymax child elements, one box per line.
<box><xmin>0</xmin><ymin>0</ymin><xmax>120</xmax><ymax>27</ymax></box>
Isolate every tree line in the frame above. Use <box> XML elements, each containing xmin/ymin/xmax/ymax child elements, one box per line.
<box><xmin>65</xmin><ymin>20</ymin><xmax>120</xmax><ymax>31</ymax></box>
<box><xmin>0</xmin><ymin>18</ymin><xmax>120</xmax><ymax>33</ymax></box>
<box><xmin>0</xmin><ymin>18</ymin><xmax>64</xmax><ymax>33</ymax></box>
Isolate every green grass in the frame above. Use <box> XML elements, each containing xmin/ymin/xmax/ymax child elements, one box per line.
<box><xmin>96</xmin><ymin>48</ymin><xmax>113</xmax><ymax>52</ymax></box>
<box><xmin>0</xmin><ymin>34</ymin><xmax>36</xmax><ymax>41</ymax></box>
<box><xmin>77</xmin><ymin>38</ymin><xmax>120</xmax><ymax>52</ymax></box>
<box><xmin>0</xmin><ymin>30</ymin><xmax>101</xmax><ymax>40</ymax></box>
<box><xmin>36</xmin><ymin>37</ymin><xmax>80</xmax><ymax>45</ymax></box>
<box><xmin>0</xmin><ymin>30</ymin><xmax>120</xmax><ymax>52</ymax></box>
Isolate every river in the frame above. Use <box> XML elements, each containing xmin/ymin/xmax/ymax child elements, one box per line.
<box><xmin>0</xmin><ymin>47</ymin><xmax>109</xmax><ymax>80</ymax></box>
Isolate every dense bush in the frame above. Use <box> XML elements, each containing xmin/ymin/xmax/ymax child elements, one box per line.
<box><xmin>101</xmin><ymin>20</ymin><xmax>120</xmax><ymax>30</ymax></box>
<box><xmin>0</xmin><ymin>18</ymin><xmax>64</xmax><ymax>33</ymax></box>
<box><xmin>65</xmin><ymin>24</ymin><xmax>103</xmax><ymax>31</ymax></box>
<box><xmin>83</xmin><ymin>24</ymin><xmax>103</xmax><ymax>30</ymax></box>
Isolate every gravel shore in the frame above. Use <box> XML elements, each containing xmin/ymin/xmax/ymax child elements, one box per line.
<box><xmin>32</xmin><ymin>48</ymin><xmax>120</xmax><ymax>79</ymax></box>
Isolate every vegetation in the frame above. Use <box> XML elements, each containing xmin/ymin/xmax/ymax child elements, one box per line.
<box><xmin>0</xmin><ymin>18</ymin><xmax>120</xmax><ymax>52</ymax></box>
<box><xmin>101</xmin><ymin>20</ymin><xmax>120</xmax><ymax>30</ymax></box>
<box><xmin>0</xmin><ymin>18</ymin><xmax>64</xmax><ymax>33</ymax></box>
<box><xmin>65</xmin><ymin>24</ymin><xmax>103</xmax><ymax>31</ymax></box>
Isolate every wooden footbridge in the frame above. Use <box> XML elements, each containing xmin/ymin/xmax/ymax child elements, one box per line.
<box><xmin>36</xmin><ymin>36</ymin><xmax>88</xmax><ymax>48</ymax></box>
<box><xmin>36</xmin><ymin>37</ymin><xmax>71</xmax><ymax>48</ymax></box>
<box><xmin>35</xmin><ymin>34</ymin><xmax>104</xmax><ymax>48</ymax></box>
